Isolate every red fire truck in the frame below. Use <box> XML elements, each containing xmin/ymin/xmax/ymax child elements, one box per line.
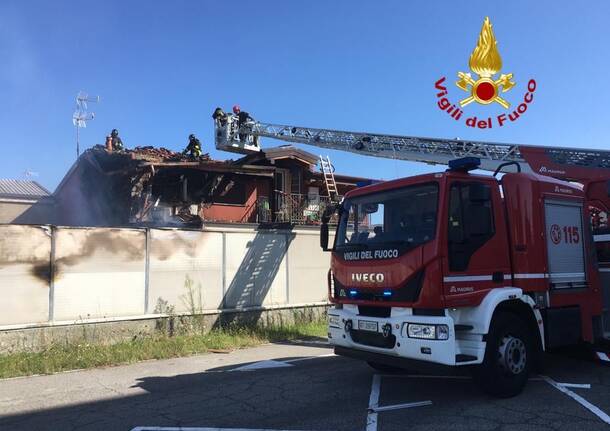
<box><xmin>215</xmin><ymin>114</ymin><xmax>610</xmax><ymax>397</ymax></box>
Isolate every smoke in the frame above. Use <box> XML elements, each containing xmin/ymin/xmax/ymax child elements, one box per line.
<box><xmin>0</xmin><ymin>225</ymin><xmax>51</xmax><ymax>283</ymax></box>
<box><xmin>54</xmin><ymin>229</ymin><xmax>145</xmax><ymax>269</ymax></box>
<box><xmin>151</xmin><ymin>230</ymin><xmax>208</xmax><ymax>261</ymax></box>
<box><xmin>0</xmin><ymin>225</ymin><xmax>50</xmax><ymax>264</ymax></box>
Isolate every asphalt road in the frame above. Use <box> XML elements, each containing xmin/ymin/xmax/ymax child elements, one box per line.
<box><xmin>1</xmin><ymin>340</ymin><xmax>610</xmax><ymax>431</ymax></box>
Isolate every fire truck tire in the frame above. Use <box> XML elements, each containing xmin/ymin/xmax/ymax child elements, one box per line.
<box><xmin>473</xmin><ymin>311</ymin><xmax>532</xmax><ymax>398</ymax></box>
<box><xmin>367</xmin><ymin>361</ymin><xmax>409</xmax><ymax>374</ymax></box>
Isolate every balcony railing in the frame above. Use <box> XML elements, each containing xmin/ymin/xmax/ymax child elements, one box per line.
<box><xmin>257</xmin><ymin>191</ymin><xmax>339</xmax><ymax>225</ymax></box>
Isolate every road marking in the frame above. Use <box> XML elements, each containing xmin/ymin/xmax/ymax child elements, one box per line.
<box><xmin>558</xmin><ymin>383</ymin><xmax>591</xmax><ymax>389</ymax></box>
<box><xmin>283</xmin><ymin>353</ymin><xmax>336</xmax><ymax>363</ymax></box>
<box><xmin>232</xmin><ymin>360</ymin><xmax>294</xmax><ymax>371</ymax></box>
<box><xmin>371</xmin><ymin>400</ymin><xmax>432</xmax><ymax>413</ymax></box>
<box><xmin>596</xmin><ymin>351</ymin><xmax>610</xmax><ymax>362</ymax></box>
<box><xmin>227</xmin><ymin>353</ymin><xmax>336</xmax><ymax>371</ymax></box>
<box><xmin>366</xmin><ymin>374</ymin><xmax>381</xmax><ymax>431</ymax></box>
<box><xmin>385</xmin><ymin>374</ymin><xmax>471</xmax><ymax>380</ymax></box>
<box><xmin>132</xmin><ymin>428</ymin><xmax>311</xmax><ymax>431</ymax></box>
<box><xmin>384</xmin><ymin>374</ymin><xmax>544</xmax><ymax>381</ymax></box>
<box><xmin>542</xmin><ymin>375</ymin><xmax>610</xmax><ymax>425</ymax></box>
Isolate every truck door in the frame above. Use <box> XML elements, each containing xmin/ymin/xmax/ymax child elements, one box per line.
<box><xmin>544</xmin><ymin>199</ymin><xmax>586</xmax><ymax>288</ymax></box>
<box><xmin>444</xmin><ymin>180</ymin><xmax>512</xmax><ymax>304</ymax></box>
<box><xmin>590</xmin><ymin>201</ymin><xmax>610</xmax><ymax>334</ymax></box>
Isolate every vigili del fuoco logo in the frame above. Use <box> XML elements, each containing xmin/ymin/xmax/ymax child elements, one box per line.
<box><xmin>434</xmin><ymin>17</ymin><xmax>536</xmax><ymax>129</ymax></box>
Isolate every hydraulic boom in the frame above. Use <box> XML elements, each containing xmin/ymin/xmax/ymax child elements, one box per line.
<box><xmin>215</xmin><ymin>113</ymin><xmax>610</xmax><ymax>183</ymax></box>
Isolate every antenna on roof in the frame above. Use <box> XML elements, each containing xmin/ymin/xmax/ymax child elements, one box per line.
<box><xmin>72</xmin><ymin>91</ymin><xmax>100</xmax><ymax>159</ymax></box>
<box><xmin>22</xmin><ymin>169</ymin><xmax>39</xmax><ymax>179</ymax></box>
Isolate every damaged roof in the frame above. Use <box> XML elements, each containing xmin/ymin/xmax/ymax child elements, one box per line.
<box><xmin>83</xmin><ymin>145</ymin><xmax>276</xmax><ymax>176</ymax></box>
<box><xmin>0</xmin><ymin>179</ymin><xmax>51</xmax><ymax>200</ymax></box>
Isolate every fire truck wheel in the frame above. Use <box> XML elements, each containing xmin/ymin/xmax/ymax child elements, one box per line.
<box><xmin>473</xmin><ymin>312</ymin><xmax>531</xmax><ymax>398</ymax></box>
<box><xmin>367</xmin><ymin>361</ymin><xmax>409</xmax><ymax>374</ymax></box>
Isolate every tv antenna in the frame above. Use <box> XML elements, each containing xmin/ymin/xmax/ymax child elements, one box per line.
<box><xmin>22</xmin><ymin>169</ymin><xmax>39</xmax><ymax>179</ymax></box>
<box><xmin>72</xmin><ymin>91</ymin><xmax>100</xmax><ymax>158</ymax></box>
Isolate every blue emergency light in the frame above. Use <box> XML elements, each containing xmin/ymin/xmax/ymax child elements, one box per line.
<box><xmin>356</xmin><ymin>179</ymin><xmax>383</xmax><ymax>188</ymax></box>
<box><xmin>382</xmin><ymin>290</ymin><xmax>392</xmax><ymax>297</ymax></box>
<box><xmin>349</xmin><ymin>289</ymin><xmax>358</xmax><ymax>296</ymax></box>
<box><xmin>448</xmin><ymin>157</ymin><xmax>481</xmax><ymax>172</ymax></box>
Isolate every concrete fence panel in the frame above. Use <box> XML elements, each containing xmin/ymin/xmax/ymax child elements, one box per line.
<box><xmin>148</xmin><ymin>229</ymin><xmax>223</xmax><ymax>313</ymax></box>
<box><xmin>0</xmin><ymin>225</ymin><xmax>51</xmax><ymax>325</ymax></box>
<box><xmin>52</xmin><ymin>227</ymin><xmax>146</xmax><ymax>321</ymax></box>
<box><xmin>0</xmin><ymin>224</ymin><xmax>332</xmax><ymax>329</ymax></box>
<box><xmin>287</xmin><ymin>230</ymin><xmax>330</xmax><ymax>304</ymax></box>
<box><xmin>223</xmin><ymin>230</ymin><xmax>289</xmax><ymax>309</ymax></box>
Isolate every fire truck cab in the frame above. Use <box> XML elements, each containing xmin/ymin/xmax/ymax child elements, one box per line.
<box><xmin>323</xmin><ymin>158</ymin><xmax>603</xmax><ymax>397</ymax></box>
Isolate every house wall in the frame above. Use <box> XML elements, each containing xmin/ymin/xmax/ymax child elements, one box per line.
<box><xmin>201</xmin><ymin>177</ymin><xmax>271</xmax><ymax>223</ymax></box>
<box><xmin>0</xmin><ymin>199</ymin><xmax>55</xmax><ymax>224</ymax></box>
<box><xmin>0</xmin><ymin>201</ymin><xmax>36</xmax><ymax>223</ymax></box>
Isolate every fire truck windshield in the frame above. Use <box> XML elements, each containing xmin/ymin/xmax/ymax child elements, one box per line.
<box><xmin>335</xmin><ymin>183</ymin><xmax>439</xmax><ymax>250</ymax></box>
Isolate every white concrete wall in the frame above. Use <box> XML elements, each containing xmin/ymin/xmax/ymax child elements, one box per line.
<box><xmin>52</xmin><ymin>227</ymin><xmax>146</xmax><ymax>321</ymax></box>
<box><xmin>148</xmin><ymin>229</ymin><xmax>223</xmax><ymax>313</ymax></box>
<box><xmin>0</xmin><ymin>225</ymin><xmax>51</xmax><ymax>325</ymax></box>
<box><xmin>0</xmin><ymin>224</ymin><xmax>331</xmax><ymax>328</ymax></box>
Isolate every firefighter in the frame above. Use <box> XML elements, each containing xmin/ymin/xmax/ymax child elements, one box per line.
<box><xmin>183</xmin><ymin>134</ymin><xmax>202</xmax><ymax>158</ymax></box>
<box><xmin>110</xmin><ymin>129</ymin><xmax>124</xmax><ymax>151</ymax></box>
<box><xmin>232</xmin><ymin>105</ymin><xmax>258</xmax><ymax>146</ymax></box>
<box><xmin>212</xmin><ymin>107</ymin><xmax>227</xmax><ymax>126</ymax></box>
<box><xmin>232</xmin><ymin>105</ymin><xmax>253</xmax><ymax>127</ymax></box>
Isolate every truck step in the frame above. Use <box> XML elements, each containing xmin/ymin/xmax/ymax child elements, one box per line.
<box><xmin>455</xmin><ymin>354</ymin><xmax>477</xmax><ymax>363</ymax></box>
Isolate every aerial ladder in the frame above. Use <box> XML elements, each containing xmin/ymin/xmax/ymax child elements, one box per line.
<box><xmin>215</xmin><ymin>113</ymin><xmax>610</xmax><ymax>227</ymax></box>
<box><xmin>215</xmin><ymin>114</ymin><xmax>610</xmax><ymax>180</ymax></box>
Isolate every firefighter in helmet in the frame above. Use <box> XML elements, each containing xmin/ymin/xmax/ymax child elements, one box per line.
<box><xmin>110</xmin><ymin>129</ymin><xmax>124</xmax><ymax>151</ymax></box>
<box><xmin>232</xmin><ymin>105</ymin><xmax>258</xmax><ymax>146</ymax></box>
<box><xmin>183</xmin><ymin>134</ymin><xmax>202</xmax><ymax>158</ymax></box>
<box><xmin>212</xmin><ymin>107</ymin><xmax>227</xmax><ymax>126</ymax></box>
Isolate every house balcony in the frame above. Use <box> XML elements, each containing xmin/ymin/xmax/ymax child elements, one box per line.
<box><xmin>257</xmin><ymin>191</ymin><xmax>341</xmax><ymax>225</ymax></box>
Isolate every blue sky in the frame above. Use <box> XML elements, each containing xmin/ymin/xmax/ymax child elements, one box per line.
<box><xmin>1</xmin><ymin>1</ymin><xmax>609</xmax><ymax>190</ymax></box>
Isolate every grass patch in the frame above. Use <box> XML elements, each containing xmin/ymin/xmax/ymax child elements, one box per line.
<box><xmin>0</xmin><ymin>321</ymin><xmax>327</xmax><ymax>379</ymax></box>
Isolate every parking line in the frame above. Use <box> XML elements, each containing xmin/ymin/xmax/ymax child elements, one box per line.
<box><xmin>382</xmin><ymin>374</ymin><xmax>544</xmax><ymax>381</ymax></box>
<box><xmin>131</xmin><ymin>428</ymin><xmax>311</xmax><ymax>431</ymax></box>
<box><xmin>595</xmin><ymin>351</ymin><xmax>610</xmax><ymax>362</ymax></box>
<box><xmin>383</xmin><ymin>374</ymin><xmax>470</xmax><ymax>380</ymax></box>
<box><xmin>558</xmin><ymin>383</ymin><xmax>591</xmax><ymax>389</ymax></box>
<box><xmin>366</xmin><ymin>374</ymin><xmax>381</xmax><ymax>431</ymax></box>
<box><xmin>283</xmin><ymin>353</ymin><xmax>336</xmax><ymax>363</ymax></box>
<box><xmin>371</xmin><ymin>400</ymin><xmax>433</xmax><ymax>413</ymax></box>
<box><xmin>542</xmin><ymin>376</ymin><xmax>610</xmax><ymax>425</ymax></box>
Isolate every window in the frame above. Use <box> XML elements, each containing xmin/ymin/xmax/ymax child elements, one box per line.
<box><xmin>448</xmin><ymin>182</ymin><xmax>495</xmax><ymax>271</ymax></box>
<box><xmin>213</xmin><ymin>178</ymin><xmax>247</xmax><ymax>204</ymax></box>
<box><xmin>336</xmin><ymin>183</ymin><xmax>439</xmax><ymax>249</ymax></box>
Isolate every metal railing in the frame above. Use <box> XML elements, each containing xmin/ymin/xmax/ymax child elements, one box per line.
<box><xmin>257</xmin><ymin>192</ymin><xmax>339</xmax><ymax>225</ymax></box>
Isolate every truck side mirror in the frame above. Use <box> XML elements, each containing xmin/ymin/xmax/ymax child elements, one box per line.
<box><xmin>320</xmin><ymin>222</ymin><xmax>330</xmax><ymax>251</ymax></box>
<box><xmin>320</xmin><ymin>203</ymin><xmax>338</xmax><ymax>252</ymax></box>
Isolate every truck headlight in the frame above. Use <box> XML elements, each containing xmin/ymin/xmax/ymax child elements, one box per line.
<box><xmin>328</xmin><ymin>314</ymin><xmax>341</xmax><ymax>328</ymax></box>
<box><xmin>406</xmin><ymin>323</ymin><xmax>449</xmax><ymax>340</ymax></box>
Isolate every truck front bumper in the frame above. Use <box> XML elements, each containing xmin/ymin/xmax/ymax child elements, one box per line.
<box><xmin>327</xmin><ymin>305</ymin><xmax>484</xmax><ymax>366</ymax></box>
